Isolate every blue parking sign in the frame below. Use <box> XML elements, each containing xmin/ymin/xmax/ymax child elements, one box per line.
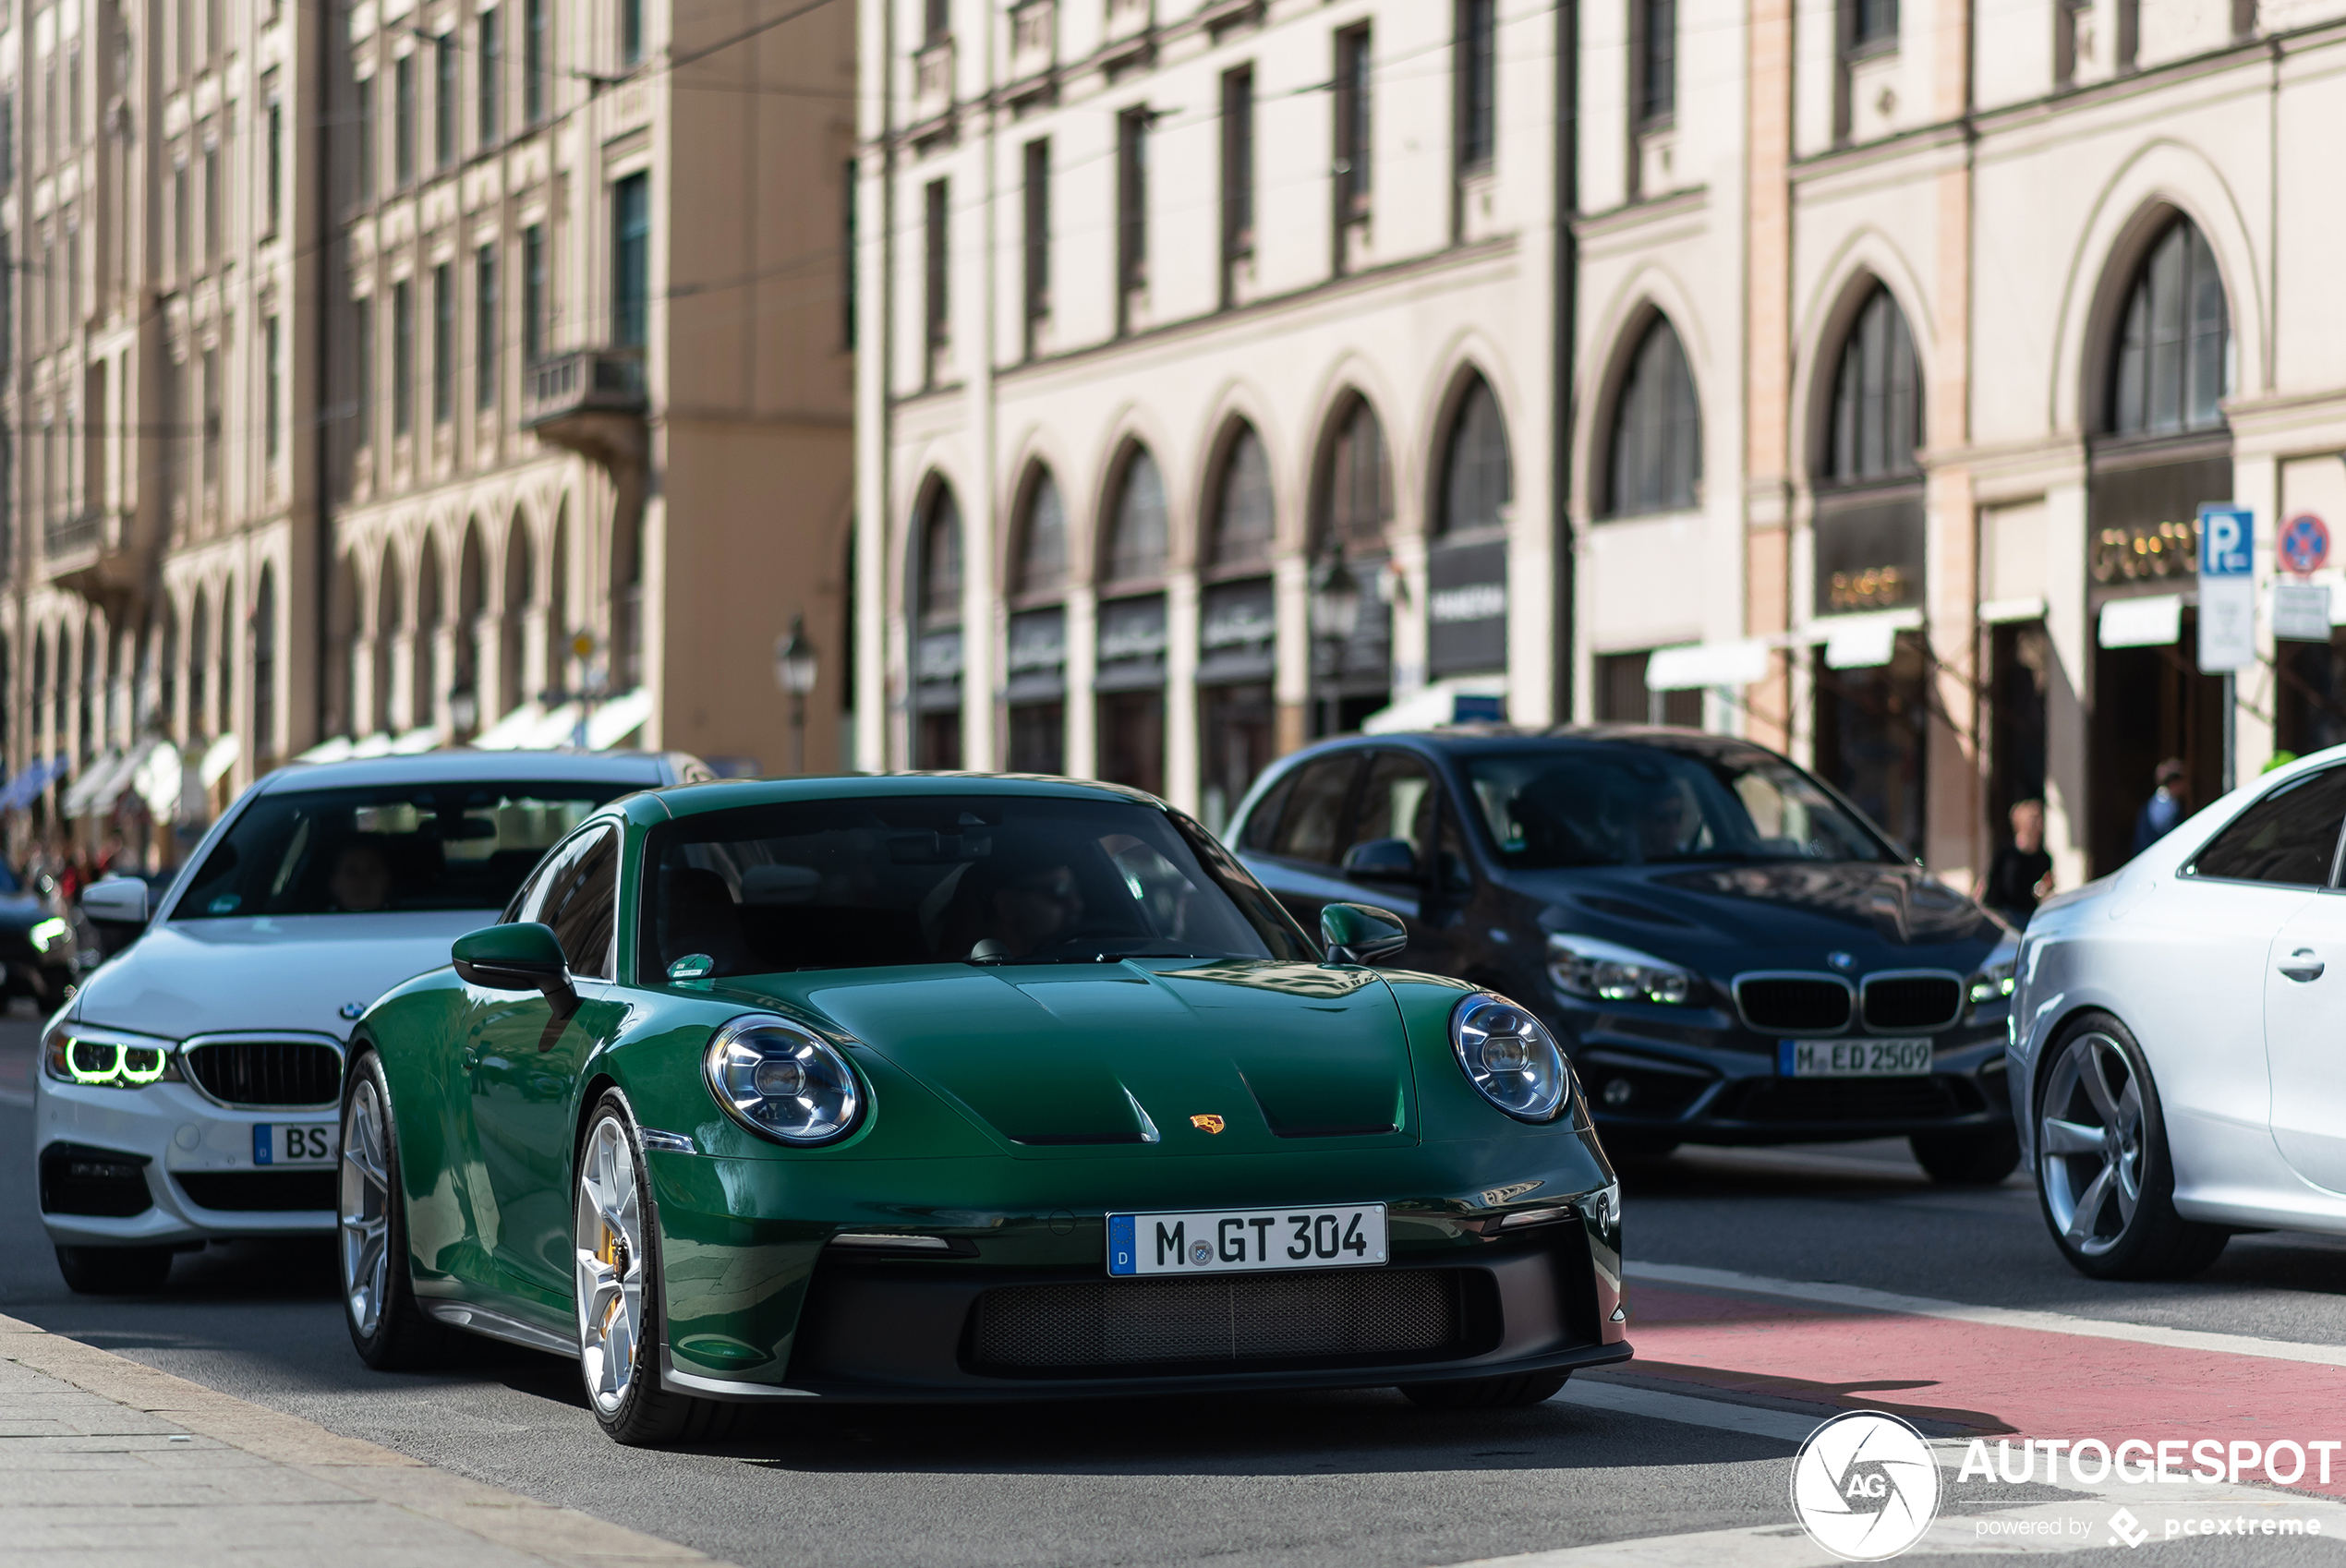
<box><xmin>2199</xmin><ymin>503</ymin><xmax>2254</xmax><ymax>577</ymax></box>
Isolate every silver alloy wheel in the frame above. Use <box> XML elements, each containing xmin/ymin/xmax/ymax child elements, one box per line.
<box><xmin>575</xmin><ymin>1116</ymin><xmax>647</xmax><ymax>1415</ymax></box>
<box><xmin>2038</xmin><ymin>1031</ymin><xmax>2145</xmax><ymax>1258</ymax></box>
<box><xmin>339</xmin><ymin>1078</ymin><xmax>392</xmax><ymax>1338</ymax></box>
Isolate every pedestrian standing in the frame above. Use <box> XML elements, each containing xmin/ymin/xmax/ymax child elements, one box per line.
<box><xmin>1977</xmin><ymin>799</ymin><xmax>2054</xmax><ymax>928</ymax></box>
<box><xmin>2132</xmin><ymin>758</ymin><xmax>2191</xmax><ymax>857</ymax></box>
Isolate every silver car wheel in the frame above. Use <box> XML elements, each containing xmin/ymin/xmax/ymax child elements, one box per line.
<box><xmin>339</xmin><ymin>1078</ymin><xmax>392</xmax><ymax>1339</ymax></box>
<box><xmin>575</xmin><ymin>1116</ymin><xmax>647</xmax><ymax>1416</ymax></box>
<box><xmin>2038</xmin><ymin>1030</ymin><xmax>2145</xmax><ymax>1258</ymax></box>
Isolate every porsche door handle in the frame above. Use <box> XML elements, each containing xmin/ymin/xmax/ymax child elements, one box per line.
<box><xmin>2279</xmin><ymin>949</ymin><xmax>2327</xmax><ymax>983</ymax></box>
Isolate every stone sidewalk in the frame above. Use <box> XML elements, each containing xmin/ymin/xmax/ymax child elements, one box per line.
<box><xmin>0</xmin><ymin>1311</ymin><xmax>732</xmax><ymax>1567</ymax></box>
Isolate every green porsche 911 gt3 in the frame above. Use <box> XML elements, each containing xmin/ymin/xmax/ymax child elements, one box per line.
<box><xmin>338</xmin><ymin>774</ymin><xmax>1629</xmax><ymax>1443</ymax></box>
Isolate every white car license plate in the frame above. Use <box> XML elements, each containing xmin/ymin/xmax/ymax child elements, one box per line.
<box><xmin>252</xmin><ymin>1123</ymin><xmax>338</xmax><ymax>1166</ymax></box>
<box><xmin>1779</xmin><ymin>1039</ymin><xmax>1933</xmax><ymax>1078</ymax></box>
<box><xmin>1106</xmin><ymin>1204</ymin><xmax>1388</xmax><ymax>1276</ymax></box>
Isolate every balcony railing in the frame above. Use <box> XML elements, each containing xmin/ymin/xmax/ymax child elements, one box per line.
<box><xmin>523</xmin><ymin>349</ymin><xmax>647</xmax><ymax>428</ymax></box>
<box><xmin>44</xmin><ymin>508</ymin><xmax>104</xmax><ymax>561</ymax></box>
<box><xmin>913</xmin><ymin>35</ymin><xmax>955</xmax><ymax>125</ymax></box>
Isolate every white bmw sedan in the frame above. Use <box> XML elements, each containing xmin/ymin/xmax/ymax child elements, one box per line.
<box><xmin>35</xmin><ymin>748</ymin><xmax>706</xmax><ymax>1293</ymax></box>
<box><xmin>2013</xmin><ymin>750</ymin><xmax>2346</xmax><ymax>1280</ymax></box>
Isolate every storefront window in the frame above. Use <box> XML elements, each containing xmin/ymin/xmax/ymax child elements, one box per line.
<box><xmin>912</xmin><ymin>480</ymin><xmax>962</xmax><ymax>768</ymax></box>
<box><xmin>1312</xmin><ymin>394</ymin><xmax>1394</xmax><ymax>734</ymax></box>
<box><xmin>1813</xmin><ymin>633</ymin><xmax>1929</xmax><ymax>857</ymax></box>
<box><xmin>1008</xmin><ymin>469</ymin><xmax>1068</xmax><ymax>772</ymax></box>
<box><xmin>1098</xmin><ymin>451</ymin><xmax>1167</xmax><ymax>793</ymax></box>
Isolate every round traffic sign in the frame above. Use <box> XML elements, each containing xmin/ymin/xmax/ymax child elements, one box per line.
<box><xmin>2280</xmin><ymin>513</ymin><xmax>2330</xmax><ymax>576</ymax></box>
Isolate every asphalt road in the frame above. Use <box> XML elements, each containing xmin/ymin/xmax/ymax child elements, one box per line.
<box><xmin>7</xmin><ymin>1009</ymin><xmax>2346</xmax><ymax>1567</ymax></box>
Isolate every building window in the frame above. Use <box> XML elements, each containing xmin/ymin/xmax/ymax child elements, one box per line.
<box><xmin>353</xmin><ymin>293</ymin><xmax>373</xmax><ymax>450</ymax></box>
<box><xmin>356</xmin><ymin>75</ymin><xmax>376</xmax><ymax>204</ymax></box>
<box><xmin>432</xmin><ymin>261</ymin><xmax>454</xmax><ymax>424</ymax></box>
<box><xmin>1104</xmin><ymin>447</ymin><xmax>1167</xmax><ymax>585</ymax></box>
<box><xmin>915</xmin><ymin>483</ymin><xmax>962</xmax><ymax>769</ymax></box>
<box><xmin>201</xmin><ymin>135</ymin><xmax>220</xmax><ymax>265</ymax></box>
<box><xmin>841</xmin><ymin>157</ymin><xmax>858</xmax><ymax>349</ymax></box>
<box><xmin>395</xmin><ymin>54</ymin><xmax>417</xmax><ymax>186</ymax></box>
<box><xmin>1334</xmin><ymin>26</ymin><xmax>1372</xmax><ymax>233</ymax></box>
<box><xmin>1848</xmin><ymin>0</ymin><xmax>1898</xmax><ymax>52</ymax></box>
<box><xmin>526</xmin><ymin>0</ymin><xmax>550</xmax><ymax>122</ymax></box>
<box><xmin>1220</xmin><ymin>66</ymin><xmax>1252</xmax><ymax>305</ymax></box>
<box><xmin>1117</xmin><ymin>107</ymin><xmax>1149</xmax><ymax>328</ymax></box>
<box><xmin>1441</xmin><ymin>377</ymin><xmax>1514</xmax><ymax>534</ymax></box>
<box><xmin>523</xmin><ymin>223</ymin><xmax>546</xmax><ymax>363</ymax></box>
<box><xmin>1597</xmin><ymin>649</ymin><xmax>1703</xmax><ymax>727</ymax></box>
<box><xmin>264</xmin><ymin>314</ymin><xmax>282</xmax><ymax>463</ymax></box>
<box><xmin>476</xmin><ymin>245</ymin><xmax>498</xmax><ymax>410</ymax></box>
<box><xmin>1639</xmin><ymin>0</ymin><xmax>1676</xmax><ymax>123</ymax></box>
<box><xmin>612</xmin><ymin>172</ymin><xmax>649</xmax><ymax>348</ymax></box>
<box><xmin>1022</xmin><ymin>140</ymin><xmax>1048</xmax><ymax>353</ymax></box>
<box><xmin>1827</xmin><ymin>285</ymin><xmax>1921</xmax><ymax>482</ymax></box>
<box><xmin>924</xmin><ymin>0</ymin><xmax>950</xmax><ymax>42</ymax></box>
<box><xmin>173</xmin><ymin>158</ymin><xmax>188</xmax><ymax>277</ymax></box>
<box><xmin>253</xmin><ymin>569</ymin><xmax>277</xmax><ymax>760</ymax></box>
<box><xmin>1605</xmin><ymin>318</ymin><xmax>1700</xmax><ymax>515</ymax></box>
<box><xmin>1456</xmin><ymin>0</ymin><xmax>1497</xmax><ymax>171</ymax></box>
<box><xmin>393</xmin><ymin>278</ymin><xmax>414</xmax><ymax>435</ymax></box>
<box><xmin>479</xmin><ymin>6</ymin><xmax>502</xmax><ymax>145</ymax></box>
<box><xmin>924</xmin><ymin>176</ymin><xmax>949</xmax><ymax>380</ymax></box>
<box><xmin>621</xmin><ymin>0</ymin><xmax>644</xmax><ymax>66</ymax></box>
<box><xmin>200</xmin><ymin>347</ymin><xmax>220</xmax><ymax>496</ymax></box>
<box><xmin>1016</xmin><ymin>471</ymin><xmax>1066</xmax><ymax>595</ymax></box>
<box><xmin>265</xmin><ymin>90</ymin><xmax>283</xmax><ymax>234</ymax></box>
<box><xmin>2109</xmin><ymin>217</ymin><xmax>2230</xmax><ymax>439</ymax></box>
<box><xmin>1212</xmin><ymin>424</ymin><xmax>1274</xmax><ymax>570</ymax></box>
<box><xmin>436</xmin><ymin>33</ymin><xmax>457</xmax><ymax>167</ymax></box>
<box><xmin>1320</xmin><ymin>395</ymin><xmax>1392</xmax><ymax>551</ymax></box>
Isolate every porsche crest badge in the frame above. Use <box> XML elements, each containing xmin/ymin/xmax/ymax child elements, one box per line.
<box><xmin>1190</xmin><ymin>1114</ymin><xmax>1227</xmax><ymax>1134</ymax></box>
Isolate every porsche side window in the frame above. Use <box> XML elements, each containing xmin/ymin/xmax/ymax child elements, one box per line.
<box><xmin>2189</xmin><ymin>769</ymin><xmax>2346</xmax><ymax>887</ymax></box>
<box><xmin>538</xmin><ymin>827</ymin><xmax>620</xmax><ymax>978</ymax></box>
<box><xmin>1271</xmin><ymin>757</ymin><xmax>1360</xmax><ymax>866</ymax></box>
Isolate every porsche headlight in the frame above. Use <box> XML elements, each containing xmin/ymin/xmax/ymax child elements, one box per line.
<box><xmin>703</xmin><ymin>1015</ymin><xmax>862</xmax><ymax>1146</ymax></box>
<box><xmin>1967</xmin><ymin>935</ymin><xmax>2021</xmax><ymax>1007</ymax></box>
<box><xmin>42</xmin><ymin>1022</ymin><xmax>180</xmax><ymax>1089</ymax></box>
<box><xmin>1547</xmin><ymin>934</ymin><xmax>1697</xmax><ymax>1006</ymax></box>
<box><xmin>1451</xmin><ymin>993</ymin><xmax>1571</xmax><ymax>1123</ymax></box>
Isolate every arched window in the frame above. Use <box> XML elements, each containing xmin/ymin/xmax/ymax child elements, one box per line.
<box><xmin>918</xmin><ymin>484</ymin><xmax>963</xmax><ymax>622</ymax></box>
<box><xmin>1104</xmin><ymin>447</ymin><xmax>1167</xmax><ymax>583</ymax></box>
<box><xmin>1014</xmin><ymin>470</ymin><xmax>1066</xmax><ymax>596</ymax></box>
<box><xmin>500</xmin><ymin>522</ymin><xmax>531</xmax><ymax>718</ymax></box>
<box><xmin>189</xmin><ymin>593</ymin><xmax>212</xmax><ymax>739</ymax></box>
<box><xmin>413</xmin><ymin>541</ymin><xmax>441</xmax><ymax>729</ymax></box>
<box><xmin>372</xmin><ymin>556</ymin><xmax>397</xmax><ymax>735</ymax></box>
<box><xmin>253</xmin><ymin>568</ymin><xmax>277</xmax><ymax>759</ymax></box>
<box><xmin>1442</xmin><ymin>376</ymin><xmax>1513</xmax><ymax>533</ymax></box>
<box><xmin>1212</xmin><ymin>424</ymin><xmax>1274</xmax><ymax>569</ymax></box>
<box><xmin>1318</xmin><ymin>395</ymin><xmax>1391</xmax><ymax>550</ymax></box>
<box><xmin>1606</xmin><ymin>319</ymin><xmax>1699</xmax><ymax>515</ymax></box>
<box><xmin>2110</xmin><ymin>217</ymin><xmax>2229</xmax><ymax>437</ymax></box>
<box><xmin>1826</xmin><ymin>285</ymin><xmax>1920</xmax><ymax>483</ymax></box>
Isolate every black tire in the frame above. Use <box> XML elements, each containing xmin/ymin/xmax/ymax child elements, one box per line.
<box><xmin>2033</xmin><ymin>1012</ymin><xmax>2229</xmax><ymax>1281</ymax></box>
<box><xmin>54</xmin><ymin>1245</ymin><xmax>172</xmax><ymax>1295</ymax></box>
<box><xmin>1400</xmin><ymin>1370</ymin><xmax>1570</xmax><ymax>1410</ymax></box>
<box><xmin>339</xmin><ymin>1050</ymin><xmax>460</xmax><ymax>1369</ymax></box>
<box><xmin>1910</xmin><ymin>1128</ymin><xmax>2022</xmax><ymax>1186</ymax></box>
<box><xmin>575</xmin><ymin>1092</ymin><xmax>743</xmax><ymax>1446</ymax></box>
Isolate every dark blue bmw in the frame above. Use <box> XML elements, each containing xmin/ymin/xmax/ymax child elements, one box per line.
<box><xmin>1225</xmin><ymin>726</ymin><xmax>2020</xmax><ymax>1183</ymax></box>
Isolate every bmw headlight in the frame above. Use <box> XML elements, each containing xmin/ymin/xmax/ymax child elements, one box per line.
<box><xmin>42</xmin><ymin>1022</ymin><xmax>180</xmax><ymax>1089</ymax></box>
<box><xmin>1967</xmin><ymin>935</ymin><xmax>2021</xmax><ymax>1007</ymax></box>
<box><xmin>703</xmin><ymin>1015</ymin><xmax>862</xmax><ymax>1146</ymax></box>
<box><xmin>29</xmin><ymin>916</ymin><xmax>71</xmax><ymax>954</ymax></box>
<box><xmin>1451</xmin><ymin>993</ymin><xmax>1572</xmax><ymax>1123</ymax></box>
<box><xmin>1547</xmin><ymin>933</ymin><xmax>1698</xmax><ymax>1006</ymax></box>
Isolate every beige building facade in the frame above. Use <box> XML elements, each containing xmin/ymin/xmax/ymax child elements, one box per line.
<box><xmin>1</xmin><ymin>0</ymin><xmax>855</xmax><ymax>854</ymax></box>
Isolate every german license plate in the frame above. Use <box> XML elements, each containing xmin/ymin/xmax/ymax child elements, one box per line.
<box><xmin>252</xmin><ymin>1123</ymin><xmax>338</xmax><ymax>1166</ymax></box>
<box><xmin>1779</xmin><ymin>1039</ymin><xmax>1933</xmax><ymax>1077</ymax></box>
<box><xmin>1106</xmin><ymin>1204</ymin><xmax>1387</xmax><ymax>1277</ymax></box>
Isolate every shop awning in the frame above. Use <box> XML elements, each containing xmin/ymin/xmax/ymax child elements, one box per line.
<box><xmin>134</xmin><ymin>743</ymin><xmax>185</xmax><ymax>817</ymax></box>
<box><xmin>1361</xmin><ymin>678</ymin><xmax>1508</xmax><ymax>735</ymax></box>
<box><xmin>60</xmin><ymin>750</ymin><xmax>126</xmax><ymax>817</ymax></box>
<box><xmin>200</xmin><ymin>734</ymin><xmax>242</xmax><ymax>787</ymax></box>
<box><xmin>2098</xmin><ymin>595</ymin><xmax>2183</xmax><ymax>649</ymax></box>
<box><xmin>0</xmin><ymin>756</ymin><xmax>69</xmax><ymax>812</ymax></box>
<box><xmin>586</xmin><ymin>689</ymin><xmax>654</xmax><ymax>750</ymax></box>
<box><xmin>1646</xmin><ymin>639</ymin><xmax>1772</xmax><ymax>692</ymax></box>
<box><xmin>391</xmin><ymin>726</ymin><xmax>441</xmax><ymax>754</ymax></box>
<box><xmin>296</xmin><ymin>736</ymin><xmax>357</xmax><ymax>764</ymax></box>
<box><xmin>469</xmin><ymin>702</ymin><xmax>546</xmax><ymax>751</ymax></box>
<box><xmin>1979</xmin><ymin>597</ymin><xmax>2048</xmax><ymax>625</ymax></box>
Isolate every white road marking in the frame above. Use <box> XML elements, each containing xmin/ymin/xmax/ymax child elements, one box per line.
<box><xmin>1554</xmin><ymin>1379</ymin><xmax>1815</xmax><ymax>1443</ymax></box>
<box><xmin>1627</xmin><ymin>1261</ymin><xmax>2346</xmax><ymax>1369</ymax></box>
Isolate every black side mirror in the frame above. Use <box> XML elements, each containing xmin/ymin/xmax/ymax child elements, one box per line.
<box><xmin>1341</xmin><ymin>838</ymin><xmax>1421</xmax><ymax>884</ymax></box>
<box><xmin>1321</xmin><ymin>902</ymin><xmax>1409</xmax><ymax>966</ymax></box>
<box><xmin>453</xmin><ymin>923</ymin><xmax>578</xmax><ymax>1019</ymax></box>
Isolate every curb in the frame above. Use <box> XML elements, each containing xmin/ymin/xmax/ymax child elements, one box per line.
<box><xmin>0</xmin><ymin>1310</ymin><xmax>735</xmax><ymax>1566</ymax></box>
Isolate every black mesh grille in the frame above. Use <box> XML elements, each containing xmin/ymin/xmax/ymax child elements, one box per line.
<box><xmin>1862</xmin><ymin>975</ymin><xmax>1964</xmax><ymax>1031</ymax></box>
<box><xmin>1718</xmin><ymin>1075</ymin><xmax>1981</xmax><ymax>1125</ymax></box>
<box><xmin>175</xmin><ymin>1171</ymin><xmax>338</xmax><ymax>1212</ymax></box>
<box><xmin>1735</xmin><ymin>977</ymin><xmax>1852</xmax><ymax>1032</ymax></box>
<box><xmin>183</xmin><ymin>1040</ymin><xmax>342</xmax><ymax>1107</ymax></box>
<box><xmin>970</xmin><ymin>1270</ymin><xmax>1457</xmax><ymax>1369</ymax></box>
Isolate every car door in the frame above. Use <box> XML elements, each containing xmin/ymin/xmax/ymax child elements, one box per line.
<box><xmin>2254</xmin><ymin>768</ymin><xmax>2346</xmax><ymax>1191</ymax></box>
<box><xmin>465</xmin><ymin>824</ymin><xmax>630</xmax><ymax>1310</ymax></box>
<box><xmin>1336</xmin><ymin>750</ymin><xmax>1475</xmax><ymax>975</ymax></box>
<box><xmin>1240</xmin><ymin>753</ymin><xmax>1366</xmax><ymax>935</ymax></box>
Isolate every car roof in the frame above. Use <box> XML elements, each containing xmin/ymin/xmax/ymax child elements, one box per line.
<box><xmin>637</xmin><ymin>771</ymin><xmax>1167</xmax><ymax>821</ymax></box>
<box><xmin>1283</xmin><ymin>724</ymin><xmax>1775</xmax><ymax>763</ymax></box>
<box><xmin>253</xmin><ymin>749</ymin><xmax>680</xmax><ymax>793</ymax></box>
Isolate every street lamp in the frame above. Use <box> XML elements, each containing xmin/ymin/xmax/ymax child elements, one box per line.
<box><xmin>447</xmin><ymin>686</ymin><xmax>478</xmax><ymax>741</ymax></box>
<box><xmin>775</xmin><ymin>614</ymin><xmax>819</xmax><ymax>775</ymax></box>
<box><xmin>1309</xmin><ymin>541</ymin><xmax>1362</xmax><ymax>740</ymax></box>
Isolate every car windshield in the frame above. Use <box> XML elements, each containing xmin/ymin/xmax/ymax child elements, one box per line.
<box><xmin>640</xmin><ymin>793</ymin><xmax>1317</xmax><ymax>977</ymax></box>
<box><xmin>172</xmin><ymin>783</ymin><xmax>628</xmax><ymax>919</ymax></box>
<box><xmin>1463</xmin><ymin>743</ymin><xmax>1896</xmax><ymax>869</ymax></box>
